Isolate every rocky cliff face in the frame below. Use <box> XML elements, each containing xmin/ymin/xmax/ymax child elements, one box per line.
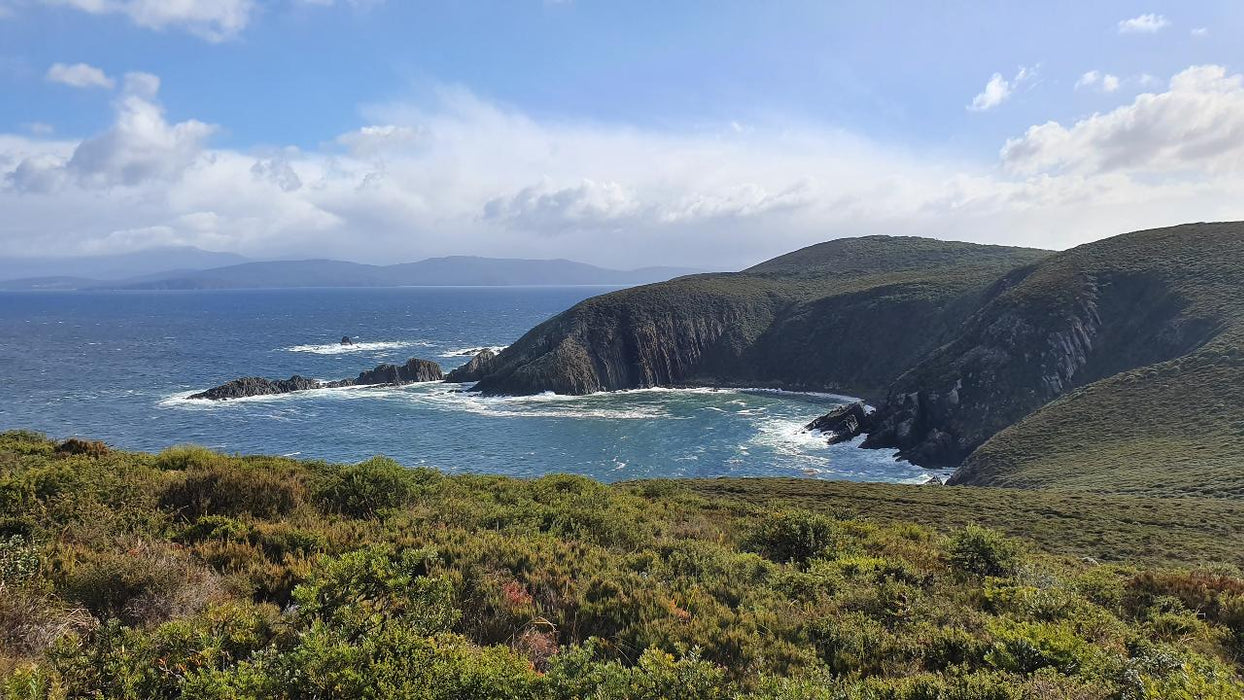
<box><xmin>863</xmin><ymin>261</ymin><xmax>1221</xmax><ymax>467</ymax></box>
<box><xmin>445</xmin><ymin>349</ymin><xmax>498</xmax><ymax>383</ymax></box>
<box><xmin>190</xmin><ymin>357</ymin><xmax>444</xmax><ymax>401</ymax></box>
<box><xmin>471</xmin><ymin>277</ymin><xmax>793</xmax><ymax>395</ymax></box>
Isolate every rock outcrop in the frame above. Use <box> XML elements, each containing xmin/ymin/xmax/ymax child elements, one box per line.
<box><xmin>341</xmin><ymin>336</ymin><xmax>354</xmax><ymax>345</ymax></box>
<box><xmin>190</xmin><ymin>376</ymin><xmax>323</xmax><ymax>401</ymax></box>
<box><xmin>352</xmin><ymin>358</ymin><xmax>443</xmax><ymax>385</ymax></box>
<box><xmin>190</xmin><ymin>357</ymin><xmax>444</xmax><ymax>401</ymax></box>
<box><xmin>446</xmin><ymin>349</ymin><xmax>498</xmax><ymax>383</ymax></box>
<box><xmin>803</xmin><ymin>402</ymin><xmax>873</xmax><ymax>445</ymax></box>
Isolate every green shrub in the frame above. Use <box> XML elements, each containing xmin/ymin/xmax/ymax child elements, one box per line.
<box><xmin>313</xmin><ymin>456</ymin><xmax>419</xmax><ymax>518</ymax></box>
<box><xmin>160</xmin><ymin>461</ymin><xmax>304</xmax><ymax>520</ymax></box>
<box><xmin>948</xmin><ymin>526</ymin><xmax>1023</xmax><ymax>578</ymax></box>
<box><xmin>743</xmin><ymin>510</ymin><xmax>841</xmax><ymax>565</ymax></box>
<box><xmin>153</xmin><ymin>445</ymin><xmax>220</xmax><ymax>471</ymax></box>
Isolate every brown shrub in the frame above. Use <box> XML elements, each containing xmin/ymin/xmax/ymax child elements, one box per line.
<box><xmin>0</xmin><ymin>587</ymin><xmax>95</xmax><ymax>660</ymax></box>
<box><xmin>54</xmin><ymin>439</ymin><xmax>109</xmax><ymax>458</ymax></box>
<box><xmin>514</xmin><ymin>624</ymin><xmax>559</xmax><ymax>672</ymax></box>
<box><xmin>1124</xmin><ymin>569</ymin><xmax>1244</xmax><ymax>622</ymax></box>
<box><xmin>61</xmin><ymin>541</ymin><xmax>225</xmax><ymax>627</ymax></box>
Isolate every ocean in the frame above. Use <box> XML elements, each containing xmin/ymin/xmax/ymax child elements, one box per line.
<box><xmin>0</xmin><ymin>287</ymin><xmax>945</xmax><ymax>483</ymax></box>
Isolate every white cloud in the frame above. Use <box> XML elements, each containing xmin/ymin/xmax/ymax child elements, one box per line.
<box><xmin>1117</xmin><ymin>13</ymin><xmax>1169</xmax><ymax>34</ymax></box>
<box><xmin>1191</xmin><ymin>27</ymin><xmax>1209</xmax><ymax>37</ymax></box>
<box><xmin>23</xmin><ymin>122</ymin><xmax>55</xmax><ymax>135</ymax></box>
<box><xmin>43</xmin><ymin>0</ymin><xmax>255</xmax><ymax>41</ymax></box>
<box><xmin>335</xmin><ymin>125</ymin><xmax>421</xmax><ymax>157</ymax></box>
<box><xmin>1075</xmin><ymin>70</ymin><xmax>1120</xmax><ymax>93</ymax></box>
<box><xmin>1002</xmin><ymin>65</ymin><xmax>1244</xmax><ymax>176</ymax></box>
<box><xmin>968</xmin><ymin>66</ymin><xmax>1035</xmax><ymax>112</ymax></box>
<box><xmin>5</xmin><ymin>77</ymin><xmax>1244</xmax><ymax>268</ymax></box>
<box><xmin>8</xmin><ymin>71</ymin><xmax>214</xmax><ymax>191</ymax></box>
<box><xmin>46</xmin><ymin>62</ymin><xmax>114</xmax><ymax>89</ymax></box>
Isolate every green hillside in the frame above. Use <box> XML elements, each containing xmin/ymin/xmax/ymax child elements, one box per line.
<box><xmin>2</xmin><ymin>433</ymin><xmax>1243</xmax><ymax>698</ymax></box>
<box><xmin>466</xmin><ymin>223</ymin><xmax>1244</xmax><ymax>497</ymax></box>
<box><xmin>473</xmin><ymin>236</ymin><xmax>1048</xmax><ymax>398</ymax></box>
<box><xmin>876</xmin><ymin>222</ymin><xmax>1244</xmax><ymax>493</ymax></box>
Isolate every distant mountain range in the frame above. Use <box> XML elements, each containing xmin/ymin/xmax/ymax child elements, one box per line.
<box><xmin>0</xmin><ymin>251</ymin><xmax>705</xmax><ymax>290</ymax></box>
<box><xmin>0</xmin><ymin>247</ymin><xmax>249</xmax><ymax>283</ymax></box>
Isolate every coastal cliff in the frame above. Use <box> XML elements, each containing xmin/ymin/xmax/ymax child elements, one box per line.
<box><xmin>460</xmin><ymin>224</ymin><xmax>1244</xmax><ymax>494</ymax></box>
<box><xmin>472</xmin><ymin>237</ymin><xmax>1048</xmax><ymax>397</ymax></box>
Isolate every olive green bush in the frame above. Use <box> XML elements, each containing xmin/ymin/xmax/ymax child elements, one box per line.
<box><xmin>1</xmin><ymin>432</ymin><xmax>1242</xmax><ymax>698</ymax></box>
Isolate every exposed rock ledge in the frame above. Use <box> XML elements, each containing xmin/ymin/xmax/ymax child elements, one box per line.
<box><xmin>190</xmin><ymin>357</ymin><xmax>443</xmax><ymax>401</ymax></box>
<box><xmin>803</xmin><ymin>402</ymin><xmax>874</xmax><ymax>445</ymax></box>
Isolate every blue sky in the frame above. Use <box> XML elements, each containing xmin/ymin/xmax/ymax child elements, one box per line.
<box><xmin>2</xmin><ymin>1</ymin><xmax>1244</xmax><ymax>268</ymax></box>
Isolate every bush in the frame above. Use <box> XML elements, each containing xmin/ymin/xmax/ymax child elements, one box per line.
<box><xmin>159</xmin><ymin>461</ymin><xmax>304</xmax><ymax>520</ymax></box>
<box><xmin>948</xmin><ymin>526</ymin><xmax>1023</xmax><ymax>578</ymax></box>
<box><xmin>313</xmin><ymin>456</ymin><xmax>419</xmax><ymax>518</ymax></box>
<box><xmin>743</xmin><ymin>510</ymin><xmax>841</xmax><ymax>565</ymax></box>
<box><xmin>54</xmin><ymin>439</ymin><xmax>109</xmax><ymax>458</ymax></box>
<box><xmin>60</xmin><ymin>541</ymin><xmax>224</xmax><ymax>626</ymax></box>
<box><xmin>153</xmin><ymin>445</ymin><xmax>220</xmax><ymax>471</ymax></box>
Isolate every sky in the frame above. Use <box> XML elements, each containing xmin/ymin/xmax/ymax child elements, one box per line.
<box><xmin>2</xmin><ymin>1</ymin><xmax>1244</xmax><ymax>270</ymax></box>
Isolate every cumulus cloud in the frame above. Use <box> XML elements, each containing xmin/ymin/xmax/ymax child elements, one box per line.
<box><xmin>8</xmin><ymin>71</ymin><xmax>214</xmax><ymax>192</ymax></box>
<box><xmin>968</xmin><ymin>66</ymin><xmax>1035</xmax><ymax>112</ymax></box>
<box><xmin>1117</xmin><ymin>13</ymin><xmax>1169</xmax><ymax>34</ymax></box>
<box><xmin>46</xmin><ymin>62</ymin><xmax>114</xmax><ymax>89</ymax></box>
<box><xmin>44</xmin><ymin>0</ymin><xmax>255</xmax><ymax>41</ymax></box>
<box><xmin>5</xmin><ymin>76</ymin><xmax>1244</xmax><ymax>267</ymax></box>
<box><xmin>1002</xmin><ymin>65</ymin><xmax>1244</xmax><ymax>176</ymax></box>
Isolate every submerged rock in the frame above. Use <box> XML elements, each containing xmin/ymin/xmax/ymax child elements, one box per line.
<box><xmin>446</xmin><ymin>349</ymin><xmax>498</xmax><ymax>383</ymax></box>
<box><xmin>190</xmin><ymin>357</ymin><xmax>444</xmax><ymax>401</ymax></box>
<box><xmin>803</xmin><ymin>401</ymin><xmax>874</xmax><ymax>445</ymax></box>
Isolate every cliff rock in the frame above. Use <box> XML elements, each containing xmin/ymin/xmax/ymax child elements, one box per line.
<box><xmin>446</xmin><ymin>349</ymin><xmax>498</xmax><ymax>383</ymax></box>
<box><xmin>803</xmin><ymin>402</ymin><xmax>873</xmax><ymax>445</ymax></box>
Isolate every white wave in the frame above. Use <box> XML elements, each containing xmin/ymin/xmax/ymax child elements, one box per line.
<box><xmin>411</xmin><ymin>385</ymin><xmax>669</xmax><ymax>420</ymax></box>
<box><xmin>440</xmin><ymin>345</ymin><xmax>508</xmax><ymax>358</ymax></box>
<box><xmin>282</xmin><ymin>340</ymin><xmax>433</xmax><ymax>355</ymax></box>
<box><xmin>158</xmin><ymin>382</ymin><xmax>431</xmax><ymax>408</ymax></box>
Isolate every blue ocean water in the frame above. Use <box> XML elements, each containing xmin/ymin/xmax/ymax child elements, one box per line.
<box><xmin>0</xmin><ymin>287</ymin><xmax>944</xmax><ymax>483</ymax></box>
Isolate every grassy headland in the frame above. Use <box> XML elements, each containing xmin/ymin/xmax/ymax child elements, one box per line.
<box><xmin>1</xmin><ymin>432</ymin><xmax>1242</xmax><ymax>698</ymax></box>
<box><xmin>462</xmin><ymin>224</ymin><xmax>1244</xmax><ymax>497</ymax></box>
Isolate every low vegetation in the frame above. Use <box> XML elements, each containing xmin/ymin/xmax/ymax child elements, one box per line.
<box><xmin>2</xmin><ymin>431</ymin><xmax>1242</xmax><ymax>698</ymax></box>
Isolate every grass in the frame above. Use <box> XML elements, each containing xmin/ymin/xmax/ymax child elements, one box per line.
<box><xmin>1</xmin><ymin>431</ymin><xmax>1243</xmax><ymax>698</ymax></box>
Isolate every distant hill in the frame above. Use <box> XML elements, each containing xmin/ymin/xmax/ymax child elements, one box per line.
<box><xmin>0</xmin><ymin>246</ymin><xmax>248</xmax><ymax>283</ymax></box>
<box><xmin>0</xmin><ymin>256</ymin><xmax>704</xmax><ymax>290</ymax></box>
<box><xmin>462</xmin><ymin>224</ymin><xmax>1244</xmax><ymax>498</ymax></box>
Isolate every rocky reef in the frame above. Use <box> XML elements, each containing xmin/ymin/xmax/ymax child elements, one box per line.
<box><xmin>190</xmin><ymin>357</ymin><xmax>443</xmax><ymax>401</ymax></box>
